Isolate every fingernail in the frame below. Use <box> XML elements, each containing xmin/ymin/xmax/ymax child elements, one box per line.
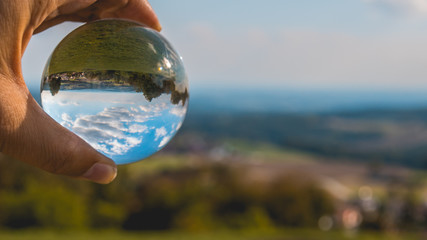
<box><xmin>154</xmin><ymin>22</ymin><xmax>162</xmax><ymax>32</ymax></box>
<box><xmin>82</xmin><ymin>163</ymin><xmax>117</xmax><ymax>184</ymax></box>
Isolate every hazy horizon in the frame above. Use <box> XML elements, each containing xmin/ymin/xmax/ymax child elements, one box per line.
<box><xmin>28</xmin><ymin>82</ymin><xmax>427</xmax><ymax>114</ymax></box>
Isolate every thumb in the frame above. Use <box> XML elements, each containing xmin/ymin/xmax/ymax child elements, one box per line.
<box><xmin>0</xmin><ymin>82</ymin><xmax>117</xmax><ymax>184</ymax></box>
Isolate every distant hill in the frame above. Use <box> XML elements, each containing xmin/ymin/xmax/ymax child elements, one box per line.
<box><xmin>174</xmin><ymin>89</ymin><xmax>427</xmax><ymax>169</ymax></box>
<box><xmin>189</xmin><ymin>88</ymin><xmax>427</xmax><ymax>113</ymax></box>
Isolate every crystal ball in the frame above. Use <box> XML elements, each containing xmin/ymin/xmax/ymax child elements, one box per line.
<box><xmin>40</xmin><ymin>19</ymin><xmax>189</xmax><ymax>165</ymax></box>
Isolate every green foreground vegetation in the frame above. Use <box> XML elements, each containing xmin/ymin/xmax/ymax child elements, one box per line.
<box><xmin>0</xmin><ymin>229</ymin><xmax>423</xmax><ymax>240</ymax></box>
<box><xmin>1</xmin><ymin>137</ymin><xmax>427</xmax><ymax>236</ymax></box>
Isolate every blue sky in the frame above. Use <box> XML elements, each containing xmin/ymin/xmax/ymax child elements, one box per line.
<box><xmin>23</xmin><ymin>0</ymin><xmax>427</xmax><ymax>96</ymax></box>
<box><xmin>42</xmin><ymin>90</ymin><xmax>186</xmax><ymax>164</ymax></box>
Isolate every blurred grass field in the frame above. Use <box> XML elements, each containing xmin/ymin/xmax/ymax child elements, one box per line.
<box><xmin>0</xmin><ymin>229</ymin><xmax>423</xmax><ymax>240</ymax></box>
<box><xmin>1</xmin><ymin>139</ymin><xmax>427</xmax><ymax>236</ymax></box>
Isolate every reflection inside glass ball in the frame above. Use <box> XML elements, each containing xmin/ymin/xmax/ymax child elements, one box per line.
<box><xmin>40</xmin><ymin>19</ymin><xmax>189</xmax><ymax>165</ymax></box>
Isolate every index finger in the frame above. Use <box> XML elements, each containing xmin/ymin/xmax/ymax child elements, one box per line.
<box><xmin>35</xmin><ymin>0</ymin><xmax>161</xmax><ymax>34</ymax></box>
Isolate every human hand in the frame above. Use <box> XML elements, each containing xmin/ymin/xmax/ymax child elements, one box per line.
<box><xmin>0</xmin><ymin>0</ymin><xmax>161</xmax><ymax>184</ymax></box>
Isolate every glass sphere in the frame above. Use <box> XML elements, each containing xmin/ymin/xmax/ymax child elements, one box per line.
<box><xmin>40</xmin><ymin>19</ymin><xmax>189</xmax><ymax>165</ymax></box>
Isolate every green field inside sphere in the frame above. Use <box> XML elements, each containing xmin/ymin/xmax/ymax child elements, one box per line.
<box><xmin>45</xmin><ymin>19</ymin><xmax>173</xmax><ymax>75</ymax></box>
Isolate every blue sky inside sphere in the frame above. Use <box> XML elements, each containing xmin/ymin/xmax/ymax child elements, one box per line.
<box><xmin>41</xmin><ymin>90</ymin><xmax>186</xmax><ymax>164</ymax></box>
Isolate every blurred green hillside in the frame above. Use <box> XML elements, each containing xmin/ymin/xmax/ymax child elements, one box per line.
<box><xmin>0</xmin><ymin>229</ymin><xmax>423</xmax><ymax>240</ymax></box>
<box><xmin>0</xmin><ymin>150</ymin><xmax>334</xmax><ymax>231</ymax></box>
<box><xmin>180</xmin><ymin>108</ymin><xmax>427</xmax><ymax>169</ymax></box>
<box><xmin>1</xmin><ymin>139</ymin><xmax>427</xmax><ymax>237</ymax></box>
<box><xmin>3</xmin><ymin>105</ymin><xmax>427</xmax><ymax>238</ymax></box>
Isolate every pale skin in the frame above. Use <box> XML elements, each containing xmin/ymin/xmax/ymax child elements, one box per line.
<box><xmin>0</xmin><ymin>0</ymin><xmax>161</xmax><ymax>184</ymax></box>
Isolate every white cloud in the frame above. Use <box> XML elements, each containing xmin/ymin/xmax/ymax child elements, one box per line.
<box><xmin>175</xmin><ymin>122</ymin><xmax>183</xmax><ymax>131</ymax></box>
<box><xmin>61</xmin><ymin>113</ymin><xmax>73</xmax><ymax>128</ymax></box>
<box><xmin>58</xmin><ymin>100</ymin><xmax>80</xmax><ymax>106</ymax></box>
<box><xmin>154</xmin><ymin>126</ymin><xmax>179</xmax><ymax>149</ymax></box>
<box><xmin>170</xmin><ymin>107</ymin><xmax>187</xmax><ymax>117</ymax></box>
<box><xmin>159</xmin><ymin>136</ymin><xmax>171</xmax><ymax>148</ymax></box>
<box><xmin>364</xmin><ymin>0</ymin><xmax>427</xmax><ymax>15</ymax></box>
<box><xmin>68</xmin><ymin>106</ymin><xmax>156</xmax><ymax>156</ymax></box>
<box><xmin>139</xmin><ymin>102</ymin><xmax>168</xmax><ymax>113</ymax></box>
<box><xmin>167</xmin><ymin>23</ymin><xmax>427</xmax><ymax>90</ymax></box>
<box><xmin>128</xmin><ymin>124</ymin><xmax>148</xmax><ymax>133</ymax></box>
<box><xmin>108</xmin><ymin>138</ymin><xmax>142</xmax><ymax>156</ymax></box>
<box><xmin>155</xmin><ymin>127</ymin><xmax>167</xmax><ymax>141</ymax></box>
<box><xmin>61</xmin><ymin>113</ymin><xmax>72</xmax><ymax>122</ymax></box>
